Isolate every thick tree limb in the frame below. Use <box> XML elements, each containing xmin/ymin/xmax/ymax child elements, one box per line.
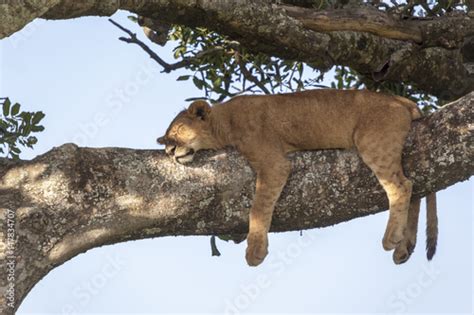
<box><xmin>280</xmin><ymin>5</ymin><xmax>474</xmax><ymax>48</ymax></box>
<box><xmin>1</xmin><ymin>1</ymin><xmax>473</xmax><ymax>99</ymax></box>
<box><xmin>0</xmin><ymin>92</ymin><xmax>473</xmax><ymax>313</ymax></box>
<box><xmin>280</xmin><ymin>5</ymin><xmax>424</xmax><ymax>43</ymax></box>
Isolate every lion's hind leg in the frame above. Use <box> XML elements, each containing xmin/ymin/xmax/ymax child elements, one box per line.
<box><xmin>355</xmin><ymin>128</ymin><xmax>412</xmax><ymax>252</ymax></box>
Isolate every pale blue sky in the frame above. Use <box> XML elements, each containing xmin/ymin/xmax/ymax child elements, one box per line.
<box><xmin>1</xmin><ymin>10</ymin><xmax>472</xmax><ymax>314</ymax></box>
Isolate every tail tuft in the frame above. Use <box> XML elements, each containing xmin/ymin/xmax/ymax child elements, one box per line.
<box><xmin>425</xmin><ymin>193</ymin><xmax>438</xmax><ymax>261</ymax></box>
<box><xmin>426</xmin><ymin>236</ymin><xmax>437</xmax><ymax>260</ymax></box>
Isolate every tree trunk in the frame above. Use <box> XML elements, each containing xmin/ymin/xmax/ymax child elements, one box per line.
<box><xmin>0</xmin><ymin>91</ymin><xmax>472</xmax><ymax>313</ymax></box>
<box><xmin>0</xmin><ymin>0</ymin><xmax>473</xmax><ymax>99</ymax></box>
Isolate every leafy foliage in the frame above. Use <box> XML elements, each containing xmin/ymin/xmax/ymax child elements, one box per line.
<box><xmin>166</xmin><ymin>25</ymin><xmax>328</xmax><ymax>103</ymax></box>
<box><xmin>0</xmin><ymin>97</ymin><xmax>45</xmax><ymax>159</ymax></box>
<box><xmin>120</xmin><ymin>15</ymin><xmax>444</xmax><ymax>109</ymax></box>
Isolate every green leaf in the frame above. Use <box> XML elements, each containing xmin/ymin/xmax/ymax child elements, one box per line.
<box><xmin>184</xmin><ymin>97</ymin><xmax>206</xmax><ymax>102</ymax></box>
<box><xmin>19</xmin><ymin>111</ymin><xmax>31</xmax><ymax>122</ymax></box>
<box><xmin>213</xmin><ymin>77</ymin><xmax>222</xmax><ymax>88</ymax></box>
<box><xmin>127</xmin><ymin>15</ymin><xmax>138</xmax><ymax>22</ymax></box>
<box><xmin>28</xmin><ymin>136</ymin><xmax>37</xmax><ymax>145</ymax></box>
<box><xmin>192</xmin><ymin>76</ymin><xmax>204</xmax><ymax>90</ymax></box>
<box><xmin>176</xmin><ymin>75</ymin><xmax>191</xmax><ymax>81</ymax></box>
<box><xmin>31</xmin><ymin>125</ymin><xmax>44</xmax><ymax>132</ymax></box>
<box><xmin>0</xmin><ymin>120</ymin><xmax>8</xmax><ymax>130</ymax></box>
<box><xmin>11</xmin><ymin>103</ymin><xmax>20</xmax><ymax>116</ymax></box>
<box><xmin>22</xmin><ymin>123</ymin><xmax>31</xmax><ymax>136</ymax></box>
<box><xmin>32</xmin><ymin>112</ymin><xmax>45</xmax><ymax>124</ymax></box>
<box><xmin>173</xmin><ymin>46</ymin><xmax>186</xmax><ymax>59</ymax></box>
<box><xmin>3</xmin><ymin>98</ymin><xmax>11</xmax><ymax>116</ymax></box>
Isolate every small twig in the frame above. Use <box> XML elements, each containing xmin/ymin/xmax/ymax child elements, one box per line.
<box><xmin>109</xmin><ymin>18</ymin><xmax>134</xmax><ymax>36</ymax></box>
<box><xmin>210</xmin><ymin>236</ymin><xmax>221</xmax><ymax>256</ymax></box>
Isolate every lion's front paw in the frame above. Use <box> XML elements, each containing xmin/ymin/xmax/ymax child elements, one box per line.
<box><xmin>245</xmin><ymin>233</ymin><xmax>268</xmax><ymax>267</ymax></box>
<box><xmin>382</xmin><ymin>223</ymin><xmax>405</xmax><ymax>251</ymax></box>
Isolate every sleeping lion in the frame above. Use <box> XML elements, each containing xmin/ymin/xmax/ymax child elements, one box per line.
<box><xmin>157</xmin><ymin>89</ymin><xmax>437</xmax><ymax>266</ymax></box>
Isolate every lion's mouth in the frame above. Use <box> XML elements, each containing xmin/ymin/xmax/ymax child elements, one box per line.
<box><xmin>175</xmin><ymin>149</ymin><xmax>195</xmax><ymax>164</ymax></box>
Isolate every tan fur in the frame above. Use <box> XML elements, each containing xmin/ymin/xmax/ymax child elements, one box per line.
<box><xmin>157</xmin><ymin>89</ymin><xmax>431</xmax><ymax>266</ymax></box>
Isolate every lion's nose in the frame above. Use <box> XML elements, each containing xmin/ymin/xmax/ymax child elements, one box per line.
<box><xmin>157</xmin><ymin>136</ymin><xmax>165</xmax><ymax>144</ymax></box>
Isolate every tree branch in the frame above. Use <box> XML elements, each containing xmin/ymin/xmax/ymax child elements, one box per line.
<box><xmin>108</xmin><ymin>18</ymin><xmax>179</xmax><ymax>73</ymax></box>
<box><xmin>0</xmin><ymin>92</ymin><xmax>473</xmax><ymax>313</ymax></box>
<box><xmin>109</xmin><ymin>18</ymin><xmax>226</xmax><ymax>74</ymax></box>
<box><xmin>1</xmin><ymin>1</ymin><xmax>472</xmax><ymax>99</ymax></box>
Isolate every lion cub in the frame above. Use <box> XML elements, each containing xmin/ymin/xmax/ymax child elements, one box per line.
<box><xmin>157</xmin><ymin>89</ymin><xmax>437</xmax><ymax>266</ymax></box>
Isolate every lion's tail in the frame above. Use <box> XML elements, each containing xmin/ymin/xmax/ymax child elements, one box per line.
<box><xmin>425</xmin><ymin>193</ymin><xmax>438</xmax><ymax>260</ymax></box>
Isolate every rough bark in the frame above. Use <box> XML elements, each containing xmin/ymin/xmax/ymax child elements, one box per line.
<box><xmin>0</xmin><ymin>91</ymin><xmax>473</xmax><ymax>313</ymax></box>
<box><xmin>0</xmin><ymin>1</ymin><xmax>473</xmax><ymax>99</ymax></box>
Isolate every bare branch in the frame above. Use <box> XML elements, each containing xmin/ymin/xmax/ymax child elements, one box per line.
<box><xmin>109</xmin><ymin>19</ymin><xmax>229</xmax><ymax>75</ymax></box>
<box><xmin>109</xmin><ymin>18</ymin><xmax>178</xmax><ymax>73</ymax></box>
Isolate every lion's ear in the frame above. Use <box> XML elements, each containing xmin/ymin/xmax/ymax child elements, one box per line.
<box><xmin>188</xmin><ymin>100</ymin><xmax>211</xmax><ymax>120</ymax></box>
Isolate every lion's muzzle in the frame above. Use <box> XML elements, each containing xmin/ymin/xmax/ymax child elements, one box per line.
<box><xmin>174</xmin><ymin>148</ymin><xmax>195</xmax><ymax>164</ymax></box>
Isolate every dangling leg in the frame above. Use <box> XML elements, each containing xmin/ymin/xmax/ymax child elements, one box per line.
<box><xmin>245</xmin><ymin>155</ymin><xmax>291</xmax><ymax>266</ymax></box>
<box><xmin>355</xmin><ymin>128</ymin><xmax>412</xmax><ymax>252</ymax></box>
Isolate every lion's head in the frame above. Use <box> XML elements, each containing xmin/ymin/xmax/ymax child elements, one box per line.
<box><xmin>157</xmin><ymin>100</ymin><xmax>217</xmax><ymax>164</ymax></box>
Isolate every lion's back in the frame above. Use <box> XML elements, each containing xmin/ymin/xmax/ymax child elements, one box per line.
<box><xmin>215</xmin><ymin>89</ymin><xmax>418</xmax><ymax>150</ymax></box>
